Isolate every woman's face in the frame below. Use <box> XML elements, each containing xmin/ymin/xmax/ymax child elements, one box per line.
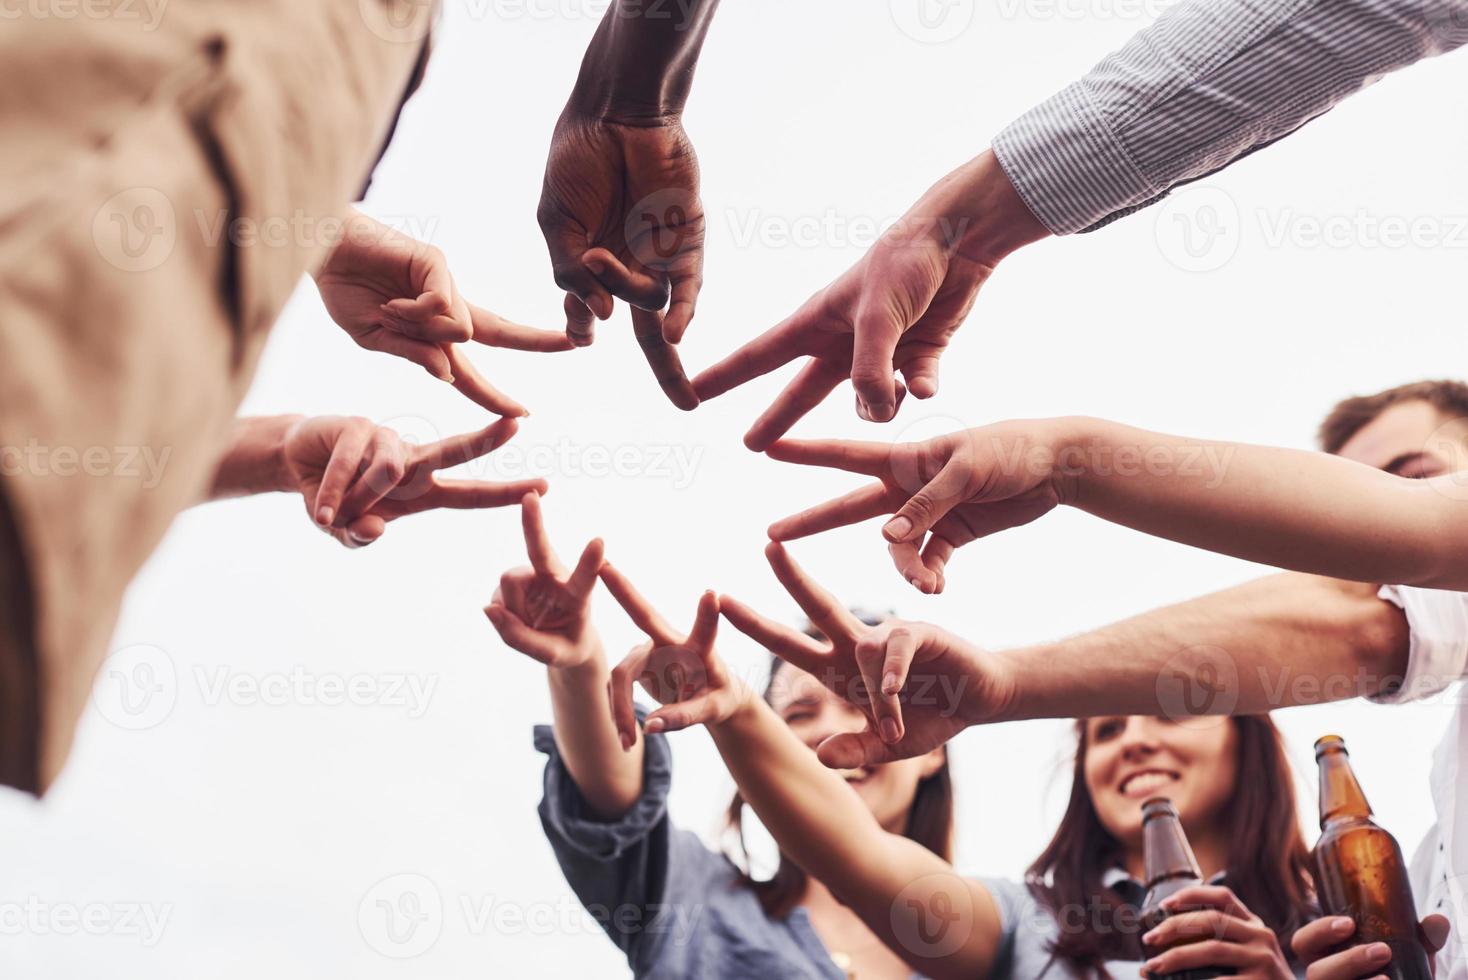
<box><xmin>1082</xmin><ymin>715</ymin><xmax>1239</xmax><ymax>848</ymax></box>
<box><xmin>768</xmin><ymin>663</ymin><xmax>944</xmax><ymax>833</ymax></box>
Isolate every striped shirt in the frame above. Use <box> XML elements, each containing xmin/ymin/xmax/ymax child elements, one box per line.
<box><xmin>993</xmin><ymin>0</ymin><xmax>1468</xmax><ymax>235</ymax></box>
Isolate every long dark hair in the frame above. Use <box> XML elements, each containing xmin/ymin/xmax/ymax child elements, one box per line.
<box><xmin>1028</xmin><ymin>716</ymin><xmax>1314</xmax><ymax>976</ymax></box>
<box><xmin>723</xmin><ymin>651</ymin><xmax>955</xmax><ymax>918</ymax></box>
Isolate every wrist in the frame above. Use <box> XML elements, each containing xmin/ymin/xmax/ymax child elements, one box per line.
<box><xmin>567</xmin><ymin>1</ymin><xmax>714</xmax><ymax>122</ymax></box>
<box><xmin>707</xmin><ymin>681</ymin><xmax>762</xmax><ymax>735</ymax></box>
<box><xmin>1042</xmin><ymin>415</ymin><xmax>1109</xmax><ymax>508</ymax></box>
<box><xmin>548</xmin><ymin>639</ymin><xmax>607</xmax><ymax>684</ymax></box>
<box><xmin>926</xmin><ymin>149</ymin><xmax>1052</xmax><ymax>268</ymax></box>
<box><xmin>212</xmin><ymin>415</ymin><xmax>302</xmax><ymax>499</ymax></box>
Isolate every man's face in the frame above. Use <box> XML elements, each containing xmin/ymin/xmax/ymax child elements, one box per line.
<box><xmin>1335</xmin><ymin>399</ymin><xmax>1468</xmax><ymax>477</ymax></box>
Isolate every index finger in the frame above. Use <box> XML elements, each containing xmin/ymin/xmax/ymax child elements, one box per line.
<box><xmin>765</xmin><ymin>438</ymin><xmax>896</xmax><ymax>477</ymax></box>
<box><xmin>412</xmin><ymin>417</ymin><xmax>519</xmax><ymax>471</ymax></box>
<box><xmin>763</xmin><ymin>542</ymin><xmax>863</xmax><ymax>645</ymax></box>
<box><xmin>1290</xmin><ymin>916</ymin><xmax>1355</xmax><ymax>961</ymax></box>
<box><xmin>444</xmin><ymin>344</ymin><xmax>528</xmax><ymax>418</ymax></box>
<box><xmin>690</xmin><ymin>315</ymin><xmax>810</xmax><ymax>402</ymax></box>
<box><xmin>469</xmin><ymin>303</ymin><xmax>576</xmax><ymax>353</ymax></box>
<box><xmin>632</xmin><ymin>307</ymin><xmax>698</xmax><ymax>412</ymax></box>
<box><xmin>599</xmin><ymin>562</ymin><xmax>681</xmax><ymax>645</ymax></box>
<box><xmin>519</xmin><ymin>491</ymin><xmax>561</xmax><ymax>576</ymax></box>
<box><xmin>718</xmin><ymin>594</ymin><xmax>831</xmax><ymax>675</ymax></box>
<box><xmin>1160</xmin><ymin>885</ymin><xmax>1254</xmax><ymax>921</ymax></box>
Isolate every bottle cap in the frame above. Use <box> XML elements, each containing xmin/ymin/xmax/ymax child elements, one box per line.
<box><xmin>1314</xmin><ymin>734</ymin><xmax>1347</xmax><ymax>758</ymax></box>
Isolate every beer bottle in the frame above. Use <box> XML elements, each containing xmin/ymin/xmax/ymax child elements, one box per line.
<box><xmin>1313</xmin><ymin>735</ymin><xmax>1432</xmax><ymax>980</ymax></box>
<box><xmin>1139</xmin><ymin>797</ymin><xmax>1233</xmax><ymax>979</ymax></box>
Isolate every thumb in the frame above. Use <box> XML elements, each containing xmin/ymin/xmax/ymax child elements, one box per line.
<box><xmin>851</xmin><ymin>302</ymin><xmax>903</xmax><ymax>423</ymax></box>
<box><xmin>364</xmin><ymin>331</ymin><xmax>454</xmax><ymax>383</ymax></box>
<box><xmin>817</xmin><ymin>730</ymin><xmax>901</xmax><ymax>769</ymax></box>
<box><xmin>1423</xmin><ymin>914</ymin><xmax>1451</xmax><ymax>955</ymax></box>
<box><xmin>882</xmin><ymin>458</ymin><xmax>970</xmax><ymax>544</ymax></box>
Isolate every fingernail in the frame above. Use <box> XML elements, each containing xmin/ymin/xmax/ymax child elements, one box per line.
<box><xmin>485</xmin><ymin>607</ymin><xmax>504</xmax><ymax>627</ymax></box>
<box><xmin>1143</xmin><ymin>959</ymin><xmax>1160</xmax><ymax>973</ymax></box>
<box><xmin>645</xmin><ymin>718</ymin><xmax>665</xmax><ymax>734</ymax></box>
<box><xmin>349</xmin><ymin>531</ymin><xmax>374</xmax><ymax>547</ymax></box>
<box><xmin>585</xmin><ymin>258</ymin><xmax>605</xmax><ymax>274</ymax></box>
<box><xmin>883</xmin><ymin>516</ymin><xmax>914</xmax><ymax>541</ymax></box>
<box><xmin>1141</xmin><ymin>928</ymin><xmax>1159</xmax><ymax>944</ymax></box>
<box><xmin>1366</xmin><ymin>943</ymin><xmax>1391</xmax><ymax>961</ymax></box>
<box><xmin>870</xmin><ymin>402</ymin><xmax>895</xmax><ymax>422</ymax></box>
<box><xmin>619</xmin><ymin>733</ymin><xmax>632</xmax><ymax>751</ymax></box>
<box><xmin>879</xmin><ymin>717</ymin><xmax>899</xmax><ymax>743</ymax></box>
<box><xmin>1331</xmin><ymin>917</ymin><xmax>1355</xmax><ymax>936</ymax></box>
<box><xmin>882</xmin><ymin>672</ymin><xmax>899</xmax><ymax>695</ymax></box>
<box><xmin>316</xmin><ymin>506</ymin><xmax>334</xmax><ymax>526</ymax></box>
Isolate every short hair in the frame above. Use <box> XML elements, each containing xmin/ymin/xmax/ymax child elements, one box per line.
<box><xmin>1318</xmin><ymin>380</ymin><xmax>1468</xmax><ymax>454</ymax></box>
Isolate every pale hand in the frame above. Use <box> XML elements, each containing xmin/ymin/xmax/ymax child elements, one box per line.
<box><xmin>281</xmin><ymin>415</ymin><xmax>544</xmax><ymax>548</ymax></box>
<box><xmin>1291</xmin><ymin>912</ymin><xmax>1450</xmax><ymax>980</ymax></box>
<box><xmin>315</xmin><ymin>211</ymin><xmax>573</xmax><ymax>417</ymax></box>
<box><xmin>484</xmin><ymin>491</ymin><xmax>605</xmax><ymax>669</ymax></box>
<box><xmin>1142</xmin><ymin>886</ymin><xmax>1295</xmax><ymax>980</ymax></box>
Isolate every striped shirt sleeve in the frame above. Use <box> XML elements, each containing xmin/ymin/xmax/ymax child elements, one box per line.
<box><xmin>993</xmin><ymin>0</ymin><xmax>1468</xmax><ymax>235</ymax></box>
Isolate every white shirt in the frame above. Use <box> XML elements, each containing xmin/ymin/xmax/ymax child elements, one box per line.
<box><xmin>1374</xmin><ymin>585</ymin><xmax>1468</xmax><ymax>980</ymax></box>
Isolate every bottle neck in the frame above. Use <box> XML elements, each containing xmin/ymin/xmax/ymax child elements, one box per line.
<box><xmin>1143</xmin><ymin>812</ymin><xmax>1204</xmax><ymax>889</ymax></box>
<box><xmin>1317</xmin><ymin>748</ymin><xmax>1373</xmax><ymax>825</ymax></box>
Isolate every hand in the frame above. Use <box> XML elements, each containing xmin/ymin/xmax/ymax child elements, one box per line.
<box><xmin>1291</xmin><ymin>913</ymin><xmax>1451</xmax><ymax>980</ymax></box>
<box><xmin>281</xmin><ymin>415</ymin><xmax>545</xmax><ymax>548</ymax></box>
<box><xmin>719</xmin><ymin>542</ymin><xmax>1004</xmax><ymax>768</ymax></box>
<box><xmin>1142</xmin><ymin>886</ymin><xmax>1294</xmax><ymax>980</ymax></box>
<box><xmin>764</xmin><ymin>420</ymin><xmax>1071</xmax><ymax>594</ymax></box>
<box><xmin>600</xmin><ymin>563</ymin><xmax>748</xmax><ymax>749</ymax></box>
<box><xmin>485</xmin><ymin>491</ymin><xmax>605</xmax><ymax>669</ymax></box>
<box><xmin>692</xmin><ymin>150</ymin><xmax>1049</xmax><ymax>450</ymax></box>
<box><xmin>315</xmin><ymin>211</ymin><xmax>573</xmax><ymax>416</ymax></box>
<box><xmin>538</xmin><ymin>111</ymin><xmax>703</xmax><ymax>410</ymax></box>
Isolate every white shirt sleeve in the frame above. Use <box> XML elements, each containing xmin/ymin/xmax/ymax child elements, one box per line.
<box><xmin>1372</xmin><ymin>586</ymin><xmax>1468</xmax><ymax>704</ymax></box>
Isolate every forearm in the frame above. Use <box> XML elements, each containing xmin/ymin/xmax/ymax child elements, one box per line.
<box><xmin>995</xmin><ymin>0</ymin><xmax>1468</xmax><ymax>235</ymax></box>
<box><xmin>567</xmin><ymin>0</ymin><xmax>721</xmax><ymax>121</ymax></box>
<box><xmin>208</xmin><ymin>416</ymin><xmax>301</xmax><ymax>500</ymax></box>
<box><xmin>548</xmin><ymin>649</ymin><xmax>645</xmax><ymax>820</ymax></box>
<box><xmin>989</xmin><ymin>572</ymin><xmax>1410</xmax><ymax>723</ymax></box>
<box><xmin>1055</xmin><ymin>417</ymin><xmax>1468</xmax><ymax>590</ymax></box>
<box><xmin>709</xmin><ymin>700</ymin><xmax>1000</xmax><ymax>980</ymax></box>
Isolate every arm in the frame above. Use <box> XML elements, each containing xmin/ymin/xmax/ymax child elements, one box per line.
<box><xmin>567</xmin><ymin>0</ymin><xmax>721</xmax><ymax>123</ymax></box>
<box><xmin>485</xmin><ymin>492</ymin><xmax>643</xmax><ymax>818</ymax></box>
<box><xmin>710</xmin><ymin>698</ymin><xmax>1004</xmax><ymax>980</ymax></box>
<box><xmin>768</xmin><ymin>416</ymin><xmax>1468</xmax><ymax>593</ymax></box>
<box><xmin>995</xmin><ymin>0</ymin><xmax>1468</xmax><ymax>235</ymax></box>
<box><xmin>209</xmin><ymin>415</ymin><xmax>301</xmax><ymax>500</ymax></box>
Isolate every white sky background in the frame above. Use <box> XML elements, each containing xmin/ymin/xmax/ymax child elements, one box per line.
<box><xmin>4</xmin><ymin>1</ymin><xmax>1468</xmax><ymax>976</ymax></box>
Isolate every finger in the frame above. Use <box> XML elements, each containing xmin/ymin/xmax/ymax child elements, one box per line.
<box><xmin>767</xmin><ymin>482</ymin><xmax>898</xmax><ymax>541</ymax></box>
<box><xmin>1301</xmin><ymin>944</ymin><xmax>1392</xmax><ymax>980</ymax></box>
<box><xmin>564</xmin><ymin>292</ymin><xmax>596</xmax><ymax>347</ymax></box>
<box><xmin>645</xmin><ymin>692</ymin><xmax>723</xmax><ymax>735</ymax></box>
<box><xmin>444</xmin><ymin>344</ymin><xmax>528</xmax><ymax>418</ymax></box>
<box><xmin>889</xmin><ymin>538</ymin><xmax>940</xmax><ymax>595</ymax></box>
<box><xmin>855</xmin><ymin>632</ymin><xmax>902</xmax><ymax>744</ymax></box>
<box><xmin>850</xmin><ymin>300</ymin><xmax>904</xmax><ymax>421</ymax></box>
<box><xmin>661</xmin><ymin>265</ymin><xmax>702</xmax><ymax>344</ymax></box>
<box><xmin>338</xmin><ymin>429</ymin><xmax>408</xmax><ymax>526</ymax></box>
<box><xmin>469</xmin><ymin>303</ymin><xmax>576</xmax><ymax>353</ymax></box>
<box><xmin>412</xmin><ymin>417</ymin><xmax>520</xmax><ymax>471</ymax></box>
<box><xmin>690</xmin><ymin>315</ymin><xmax>810</xmax><ymax>402</ymax></box>
<box><xmin>763</xmin><ymin>542</ymin><xmax>863</xmax><ymax>644</ymax></box>
<box><xmin>1292</xmin><ymin>917</ymin><xmax>1355</xmax><ymax>962</ymax></box>
<box><xmin>854</xmin><ymin>378</ymin><xmax>907</xmax><ymax>423</ymax></box>
<box><xmin>877</xmin><ymin>629</ymin><xmax>918</xmax><ymax>740</ymax></box>
<box><xmin>342</xmin><ymin>513</ymin><xmax>387</xmax><ymax>548</ymax></box>
<box><xmin>764</xmin><ymin>438</ymin><xmax>895</xmax><ymax>478</ymax></box>
<box><xmin>565</xmin><ymin>537</ymin><xmax>605</xmax><ymax>599</ymax></box>
<box><xmin>608</xmin><ymin>643</ymin><xmax>654</xmax><ymax>750</ymax></box>
<box><xmin>632</xmin><ymin>306</ymin><xmax>699</xmax><ymax>412</ymax></box>
<box><xmin>1160</xmin><ymin>886</ymin><xmax>1256</xmax><ymax>922</ymax></box>
<box><xmin>519</xmin><ymin>491</ymin><xmax>562</xmax><ymax>576</ymax></box>
<box><xmin>919</xmin><ymin>535</ymin><xmax>955</xmax><ymax>594</ymax></box>
<box><xmin>741</xmin><ymin>359</ymin><xmax>848</xmax><ymax>452</ymax></box>
<box><xmin>1422</xmin><ymin>914</ymin><xmax>1451</xmax><ymax>955</ymax></box>
<box><xmin>552</xmin><ymin>261</ymin><xmax>614</xmax><ymax>322</ymax></box>
<box><xmin>1146</xmin><ymin>909</ymin><xmax>1259</xmax><ymax>949</ymax></box>
<box><xmin>394</xmin><ymin>478</ymin><xmax>548</xmax><ymax>516</ymax></box>
<box><xmin>599</xmin><ymin>562</ymin><xmax>681</xmax><ymax>645</ymax></box>
<box><xmin>313</xmin><ymin>422</ymin><xmax>374</xmax><ymax>527</ymax></box>
<box><xmin>381</xmin><ymin>295</ymin><xmax>473</xmax><ymax>343</ymax></box>
<box><xmin>892</xmin><ymin>350</ymin><xmax>939</xmax><ymax>399</ymax></box>
<box><xmin>718</xmin><ymin>594</ymin><xmax>832</xmax><ymax>675</ymax></box>
<box><xmin>687</xmin><ymin>590</ymin><xmax>720</xmax><ymax>652</ymax></box>
<box><xmin>362</xmin><ymin>330</ymin><xmax>453</xmax><ymax>383</ymax></box>
<box><xmin>485</xmin><ymin>603</ymin><xmax>563</xmax><ymax>665</ymax></box>
<box><xmin>882</xmin><ymin>458</ymin><xmax>972</xmax><ymax>544</ymax></box>
<box><xmin>583</xmin><ymin>248</ymin><xmax>670</xmax><ymax>311</ymax></box>
<box><xmin>816</xmin><ymin>729</ymin><xmax>904</xmax><ymax>769</ymax></box>
<box><xmin>1145</xmin><ymin>939</ymin><xmax>1258</xmax><ymax>976</ymax></box>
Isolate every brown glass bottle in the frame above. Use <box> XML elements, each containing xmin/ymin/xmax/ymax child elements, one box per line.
<box><xmin>1313</xmin><ymin>735</ymin><xmax>1431</xmax><ymax>980</ymax></box>
<box><xmin>1139</xmin><ymin>797</ymin><xmax>1234</xmax><ymax>979</ymax></box>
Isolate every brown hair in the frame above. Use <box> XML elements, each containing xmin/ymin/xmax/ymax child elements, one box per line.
<box><xmin>1026</xmin><ymin>716</ymin><xmax>1314</xmax><ymax>976</ymax></box>
<box><xmin>1318</xmin><ymin>379</ymin><xmax>1468</xmax><ymax>453</ymax></box>
<box><xmin>723</xmin><ymin>652</ymin><xmax>954</xmax><ymax>919</ymax></box>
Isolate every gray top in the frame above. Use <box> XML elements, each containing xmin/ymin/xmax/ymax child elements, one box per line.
<box><xmin>993</xmin><ymin>0</ymin><xmax>1468</xmax><ymax>235</ymax></box>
